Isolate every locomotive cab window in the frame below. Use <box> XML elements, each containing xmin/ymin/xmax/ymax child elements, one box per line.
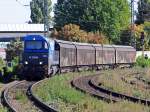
<box><xmin>25</xmin><ymin>41</ymin><xmax>43</xmax><ymax>49</ymax></box>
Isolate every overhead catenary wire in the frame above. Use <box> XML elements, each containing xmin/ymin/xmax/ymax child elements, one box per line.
<box><xmin>16</xmin><ymin>0</ymin><xmax>30</xmax><ymax>6</ymax></box>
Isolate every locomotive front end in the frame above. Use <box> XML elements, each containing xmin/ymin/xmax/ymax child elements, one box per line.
<box><xmin>23</xmin><ymin>35</ymin><xmax>50</xmax><ymax>79</ymax></box>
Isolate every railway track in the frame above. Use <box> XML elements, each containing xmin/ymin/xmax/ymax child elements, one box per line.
<box><xmin>2</xmin><ymin>71</ymin><xmax>149</xmax><ymax>111</ymax></box>
<box><xmin>71</xmin><ymin>74</ymin><xmax>150</xmax><ymax>105</ymax></box>
<box><xmin>29</xmin><ymin>79</ymin><xmax>58</xmax><ymax>112</ymax></box>
<box><xmin>1</xmin><ymin>80</ymin><xmax>57</xmax><ymax>112</ymax></box>
<box><xmin>71</xmin><ymin>74</ymin><xmax>121</xmax><ymax>102</ymax></box>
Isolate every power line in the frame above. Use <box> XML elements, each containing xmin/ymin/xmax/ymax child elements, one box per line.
<box><xmin>16</xmin><ymin>0</ymin><xmax>30</xmax><ymax>6</ymax></box>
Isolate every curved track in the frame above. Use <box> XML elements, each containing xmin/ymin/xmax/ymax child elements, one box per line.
<box><xmin>72</xmin><ymin>74</ymin><xmax>150</xmax><ymax>105</ymax></box>
<box><xmin>29</xmin><ymin>79</ymin><xmax>58</xmax><ymax>112</ymax></box>
<box><xmin>71</xmin><ymin>74</ymin><xmax>121</xmax><ymax>102</ymax></box>
<box><xmin>1</xmin><ymin>80</ymin><xmax>55</xmax><ymax>112</ymax></box>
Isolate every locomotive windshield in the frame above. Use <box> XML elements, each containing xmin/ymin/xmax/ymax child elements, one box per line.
<box><xmin>25</xmin><ymin>41</ymin><xmax>43</xmax><ymax>49</ymax></box>
<box><xmin>25</xmin><ymin>41</ymin><xmax>49</xmax><ymax>50</ymax></box>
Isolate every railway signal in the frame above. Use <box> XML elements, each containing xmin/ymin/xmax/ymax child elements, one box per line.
<box><xmin>140</xmin><ymin>32</ymin><xmax>145</xmax><ymax>56</ymax></box>
<box><xmin>140</xmin><ymin>31</ymin><xmax>145</xmax><ymax>45</ymax></box>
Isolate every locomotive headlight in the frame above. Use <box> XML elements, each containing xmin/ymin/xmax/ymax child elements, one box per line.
<box><xmin>39</xmin><ymin>61</ymin><xmax>43</xmax><ymax>65</ymax></box>
<box><xmin>25</xmin><ymin>61</ymin><xmax>28</xmax><ymax>65</ymax></box>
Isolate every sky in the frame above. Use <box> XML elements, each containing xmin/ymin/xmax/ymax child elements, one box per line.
<box><xmin>0</xmin><ymin>0</ymin><xmax>138</xmax><ymax>24</ymax></box>
<box><xmin>0</xmin><ymin>0</ymin><xmax>57</xmax><ymax>24</ymax></box>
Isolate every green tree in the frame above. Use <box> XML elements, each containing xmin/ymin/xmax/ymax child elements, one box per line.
<box><xmin>144</xmin><ymin>22</ymin><xmax>150</xmax><ymax>49</ymax></box>
<box><xmin>136</xmin><ymin>0</ymin><xmax>150</xmax><ymax>24</ymax></box>
<box><xmin>120</xmin><ymin>24</ymin><xmax>146</xmax><ymax>50</ymax></box>
<box><xmin>54</xmin><ymin>0</ymin><xmax>130</xmax><ymax>43</ymax></box>
<box><xmin>30</xmin><ymin>0</ymin><xmax>52</xmax><ymax>23</ymax></box>
<box><xmin>5</xmin><ymin>39</ymin><xmax>23</xmax><ymax>61</ymax></box>
<box><xmin>120</xmin><ymin>29</ymin><xmax>131</xmax><ymax>45</ymax></box>
<box><xmin>0</xmin><ymin>57</ymin><xmax>4</xmax><ymax>71</ymax></box>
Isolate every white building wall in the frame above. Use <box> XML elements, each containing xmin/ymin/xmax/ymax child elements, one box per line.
<box><xmin>0</xmin><ymin>48</ymin><xmax>6</xmax><ymax>59</ymax></box>
<box><xmin>136</xmin><ymin>51</ymin><xmax>150</xmax><ymax>58</ymax></box>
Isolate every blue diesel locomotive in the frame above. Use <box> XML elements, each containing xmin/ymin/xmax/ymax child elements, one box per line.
<box><xmin>22</xmin><ymin>35</ymin><xmax>136</xmax><ymax>79</ymax></box>
<box><xmin>23</xmin><ymin>35</ymin><xmax>58</xmax><ymax>79</ymax></box>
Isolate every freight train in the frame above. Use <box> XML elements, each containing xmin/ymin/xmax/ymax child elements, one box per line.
<box><xmin>22</xmin><ymin>35</ymin><xmax>136</xmax><ymax>79</ymax></box>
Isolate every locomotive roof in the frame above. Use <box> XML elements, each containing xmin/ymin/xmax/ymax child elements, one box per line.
<box><xmin>24</xmin><ymin>35</ymin><xmax>47</xmax><ymax>41</ymax></box>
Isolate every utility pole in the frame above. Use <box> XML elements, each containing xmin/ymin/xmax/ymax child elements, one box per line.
<box><xmin>131</xmin><ymin>0</ymin><xmax>136</xmax><ymax>48</ymax></box>
<box><xmin>139</xmin><ymin>0</ymin><xmax>145</xmax><ymax>57</ymax></box>
<box><xmin>141</xmin><ymin>0</ymin><xmax>144</xmax><ymax>57</ymax></box>
<box><xmin>140</xmin><ymin>0</ymin><xmax>144</xmax><ymax>23</ymax></box>
<box><xmin>140</xmin><ymin>32</ymin><xmax>145</xmax><ymax>56</ymax></box>
<box><xmin>17</xmin><ymin>0</ymin><xmax>50</xmax><ymax>37</ymax></box>
<box><xmin>44</xmin><ymin>0</ymin><xmax>49</xmax><ymax>37</ymax></box>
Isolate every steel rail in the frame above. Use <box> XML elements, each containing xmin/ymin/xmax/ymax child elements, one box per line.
<box><xmin>29</xmin><ymin>79</ymin><xmax>58</xmax><ymax>112</ymax></box>
<box><xmin>72</xmin><ymin>74</ymin><xmax>150</xmax><ymax>106</ymax></box>
<box><xmin>1</xmin><ymin>80</ymin><xmax>57</xmax><ymax>112</ymax></box>
<box><xmin>71</xmin><ymin>74</ymin><xmax>120</xmax><ymax>102</ymax></box>
<box><xmin>90</xmin><ymin>75</ymin><xmax>150</xmax><ymax>105</ymax></box>
<box><xmin>2</xmin><ymin>81</ymin><xmax>23</xmax><ymax>112</ymax></box>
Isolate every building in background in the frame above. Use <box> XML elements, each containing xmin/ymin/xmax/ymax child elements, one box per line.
<box><xmin>0</xmin><ymin>24</ymin><xmax>45</xmax><ymax>59</ymax></box>
<box><xmin>0</xmin><ymin>24</ymin><xmax>45</xmax><ymax>41</ymax></box>
<box><xmin>0</xmin><ymin>48</ymin><xmax>6</xmax><ymax>59</ymax></box>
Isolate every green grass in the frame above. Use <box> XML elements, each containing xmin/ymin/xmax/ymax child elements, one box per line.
<box><xmin>12</xmin><ymin>86</ymin><xmax>40</xmax><ymax>111</ymax></box>
<box><xmin>33</xmin><ymin>70</ymin><xmax>150</xmax><ymax>112</ymax></box>
<box><xmin>14</xmin><ymin>90</ymin><xmax>28</xmax><ymax>104</ymax></box>
<box><xmin>136</xmin><ymin>56</ymin><xmax>150</xmax><ymax>68</ymax></box>
<box><xmin>0</xmin><ymin>107</ymin><xmax>8</xmax><ymax>112</ymax></box>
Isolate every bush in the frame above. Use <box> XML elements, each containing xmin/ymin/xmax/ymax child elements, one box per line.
<box><xmin>3</xmin><ymin>56</ymin><xmax>20</xmax><ymax>81</ymax></box>
<box><xmin>0</xmin><ymin>57</ymin><xmax>4</xmax><ymax>68</ymax></box>
<box><xmin>51</xmin><ymin>24</ymin><xmax>108</xmax><ymax>44</ymax></box>
<box><xmin>136</xmin><ymin>56</ymin><xmax>150</xmax><ymax>67</ymax></box>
